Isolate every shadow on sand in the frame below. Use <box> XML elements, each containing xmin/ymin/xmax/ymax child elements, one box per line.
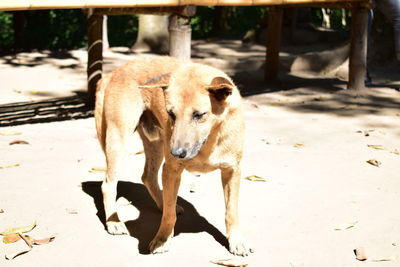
<box><xmin>81</xmin><ymin>181</ymin><xmax>228</xmax><ymax>254</ymax></box>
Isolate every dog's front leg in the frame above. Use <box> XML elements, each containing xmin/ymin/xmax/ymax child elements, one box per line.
<box><xmin>149</xmin><ymin>162</ymin><xmax>183</xmax><ymax>253</ymax></box>
<box><xmin>221</xmin><ymin>166</ymin><xmax>253</xmax><ymax>256</ymax></box>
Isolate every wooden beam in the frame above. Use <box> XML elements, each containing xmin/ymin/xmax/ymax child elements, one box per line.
<box><xmin>87</xmin><ymin>10</ymin><xmax>103</xmax><ymax>107</ymax></box>
<box><xmin>93</xmin><ymin>6</ymin><xmax>196</xmax><ymax>16</ymax></box>
<box><xmin>348</xmin><ymin>4</ymin><xmax>368</xmax><ymax>90</ymax></box>
<box><xmin>0</xmin><ymin>0</ymin><xmax>371</xmax><ymax>11</ymax></box>
<box><xmin>169</xmin><ymin>14</ymin><xmax>192</xmax><ymax>61</ymax></box>
<box><xmin>265</xmin><ymin>7</ymin><xmax>283</xmax><ymax>82</ymax></box>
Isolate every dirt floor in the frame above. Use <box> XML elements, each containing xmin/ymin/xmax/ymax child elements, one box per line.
<box><xmin>0</xmin><ymin>39</ymin><xmax>400</xmax><ymax>267</ymax></box>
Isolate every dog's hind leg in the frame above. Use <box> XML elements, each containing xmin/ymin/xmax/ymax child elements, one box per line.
<box><xmin>101</xmin><ymin>83</ymin><xmax>145</xmax><ymax>235</ymax></box>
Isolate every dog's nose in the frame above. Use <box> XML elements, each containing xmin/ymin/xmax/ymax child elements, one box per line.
<box><xmin>171</xmin><ymin>147</ymin><xmax>187</xmax><ymax>159</ymax></box>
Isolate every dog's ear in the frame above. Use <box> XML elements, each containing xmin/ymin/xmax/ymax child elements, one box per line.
<box><xmin>207</xmin><ymin>77</ymin><xmax>234</xmax><ymax>102</ymax></box>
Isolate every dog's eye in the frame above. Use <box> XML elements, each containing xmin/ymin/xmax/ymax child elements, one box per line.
<box><xmin>192</xmin><ymin>111</ymin><xmax>207</xmax><ymax>121</ymax></box>
<box><xmin>167</xmin><ymin>110</ymin><xmax>176</xmax><ymax>121</ymax></box>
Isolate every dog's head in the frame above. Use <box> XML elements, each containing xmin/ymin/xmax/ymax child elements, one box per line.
<box><xmin>162</xmin><ymin>63</ymin><xmax>238</xmax><ymax>160</ymax></box>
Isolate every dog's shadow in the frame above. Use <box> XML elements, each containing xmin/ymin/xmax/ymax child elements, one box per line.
<box><xmin>82</xmin><ymin>181</ymin><xmax>228</xmax><ymax>254</ymax></box>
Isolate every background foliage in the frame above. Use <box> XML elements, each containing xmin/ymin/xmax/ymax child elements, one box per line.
<box><xmin>0</xmin><ymin>7</ymin><xmax>381</xmax><ymax>50</ymax></box>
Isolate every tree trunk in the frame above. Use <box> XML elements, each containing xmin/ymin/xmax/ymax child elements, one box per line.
<box><xmin>132</xmin><ymin>15</ymin><xmax>169</xmax><ymax>53</ymax></box>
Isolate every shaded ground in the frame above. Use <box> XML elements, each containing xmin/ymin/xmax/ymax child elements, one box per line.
<box><xmin>0</xmin><ymin>39</ymin><xmax>400</xmax><ymax>266</ymax></box>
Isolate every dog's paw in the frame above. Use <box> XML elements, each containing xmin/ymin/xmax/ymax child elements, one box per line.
<box><xmin>149</xmin><ymin>237</ymin><xmax>171</xmax><ymax>254</ymax></box>
<box><xmin>106</xmin><ymin>221</ymin><xmax>129</xmax><ymax>235</ymax></box>
<box><xmin>228</xmin><ymin>233</ymin><xmax>254</xmax><ymax>256</ymax></box>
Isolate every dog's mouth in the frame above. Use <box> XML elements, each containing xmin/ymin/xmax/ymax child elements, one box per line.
<box><xmin>171</xmin><ymin>138</ymin><xmax>207</xmax><ymax>160</ymax></box>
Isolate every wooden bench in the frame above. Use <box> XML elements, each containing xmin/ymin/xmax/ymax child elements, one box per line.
<box><xmin>0</xmin><ymin>0</ymin><xmax>371</xmax><ymax>106</ymax></box>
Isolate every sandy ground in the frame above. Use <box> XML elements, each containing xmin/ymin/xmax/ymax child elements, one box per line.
<box><xmin>0</xmin><ymin>40</ymin><xmax>400</xmax><ymax>267</ymax></box>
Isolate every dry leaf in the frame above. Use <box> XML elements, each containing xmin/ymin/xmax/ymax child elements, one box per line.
<box><xmin>372</xmin><ymin>255</ymin><xmax>397</xmax><ymax>262</ymax></box>
<box><xmin>0</xmin><ymin>209</ymin><xmax>4</xmax><ymax>213</ymax></box>
<box><xmin>29</xmin><ymin>90</ymin><xmax>40</xmax><ymax>94</ymax></box>
<box><xmin>66</xmin><ymin>208</ymin><xmax>78</xmax><ymax>214</ymax></box>
<box><xmin>9</xmin><ymin>140</ymin><xmax>30</xmax><ymax>145</ymax></box>
<box><xmin>19</xmin><ymin>234</ymin><xmax>33</xmax><ymax>248</ymax></box>
<box><xmin>367</xmin><ymin>145</ymin><xmax>386</xmax><ymax>150</ymax></box>
<box><xmin>367</xmin><ymin>159</ymin><xmax>381</xmax><ymax>167</ymax></box>
<box><xmin>293</xmin><ymin>143</ymin><xmax>304</xmax><ymax>148</ymax></box>
<box><xmin>5</xmin><ymin>248</ymin><xmax>31</xmax><ymax>260</ymax></box>
<box><xmin>354</xmin><ymin>247</ymin><xmax>368</xmax><ymax>261</ymax></box>
<box><xmin>13</xmin><ymin>89</ymin><xmax>22</xmax><ymax>94</ymax></box>
<box><xmin>4</xmin><ymin>234</ymin><xmax>33</xmax><ymax>260</ymax></box>
<box><xmin>0</xmin><ymin>163</ymin><xmax>21</xmax><ymax>169</ymax></box>
<box><xmin>335</xmin><ymin>221</ymin><xmax>358</xmax><ymax>231</ymax></box>
<box><xmin>244</xmin><ymin>175</ymin><xmax>267</xmax><ymax>182</ymax></box>
<box><xmin>135</xmin><ymin>150</ymin><xmax>144</xmax><ymax>155</ymax></box>
<box><xmin>211</xmin><ymin>258</ymin><xmax>248</xmax><ymax>267</ymax></box>
<box><xmin>33</xmin><ymin>235</ymin><xmax>55</xmax><ymax>245</ymax></box>
<box><xmin>0</xmin><ymin>130</ymin><xmax>22</xmax><ymax>136</ymax></box>
<box><xmin>3</xmin><ymin>233</ymin><xmax>21</xmax><ymax>244</ymax></box>
<box><xmin>391</xmin><ymin>149</ymin><xmax>400</xmax><ymax>155</ymax></box>
<box><xmin>0</xmin><ymin>221</ymin><xmax>36</xmax><ymax>235</ymax></box>
<box><xmin>89</xmin><ymin>166</ymin><xmax>106</xmax><ymax>173</ymax></box>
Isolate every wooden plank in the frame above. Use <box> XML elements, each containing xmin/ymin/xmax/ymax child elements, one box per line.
<box><xmin>93</xmin><ymin>6</ymin><xmax>196</xmax><ymax>16</ymax></box>
<box><xmin>0</xmin><ymin>0</ymin><xmax>371</xmax><ymax>11</ymax></box>
<box><xmin>169</xmin><ymin>14</ymin><xmax>192</xmax><ymax>61</ymax></box>
<box><xmin>348</xmin><ymin>4</ymin><xmax>368</xmax><ymax>90</ymax></box>
<box><xmin>265</xmin><ymin>6</ymin><xmax>283</xmax><ymax>81</ymax></box>
<box><xmin>87</xmin><ymin>11</ymin><xmax>103</xmax><ymax>107</ymax></box>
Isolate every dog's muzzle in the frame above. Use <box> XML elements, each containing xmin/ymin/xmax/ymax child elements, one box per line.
<box><xmin>170</xmin><ymin>139</ymin><xmax>207</xmax><ymax>160</ymax></box>
<box><xmin>171</xmin><ymin>147</ymin><xmax>187</xmax><ymax>159</ymax></box>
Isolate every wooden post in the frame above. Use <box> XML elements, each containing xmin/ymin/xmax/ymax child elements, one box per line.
<box><xmin>265</xmin><ymin>7</ymin><xmax>283</xmax><ymax>82</ymax></box>
<box><xmin>348</xmin><ymin>5</ymin><xmax>368</xmax><ymax>90</ymax></box>
<box><xmin>87</xmin><ymin>10</ymin><xmax>103</xmax><ymax>108</ymax></box>
<box><xmin>168</xmin><ymin>14</ymin><xmax>192</xmax><ymax>61</ymax></box>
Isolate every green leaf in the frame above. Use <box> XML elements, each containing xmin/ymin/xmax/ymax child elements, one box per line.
<box><xmin>0</xmin><ymin>221</ymin><xmax>36</xmax><ymax>236</ymax></box>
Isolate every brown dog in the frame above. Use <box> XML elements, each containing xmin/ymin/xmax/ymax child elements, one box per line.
<box><xmin>95</xmin><ymin>55</ymin><xmax>252</xmax><ymax>256</ymax></box>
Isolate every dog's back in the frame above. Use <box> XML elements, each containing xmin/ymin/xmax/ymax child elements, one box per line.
<box><xmin>95</xmin><ymin>56</ymin><xmax>181</xmax><ymax>152</ymax></box>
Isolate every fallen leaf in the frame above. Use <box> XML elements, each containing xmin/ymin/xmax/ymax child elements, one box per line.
<box><xmin>3</xmin><ymin>233</ymin><xmax>21</xmax><ymax>244</ymax></box>
<box><xmin>0</xmin><ymin>221</ymin><xmax>36</xmax><ymax>235</ymax></box>
<box><xmin>372</xmin><ymin>255</ymin><xmax>397</xmax><ymax>262</ymax></box>
<box><xmin>13</xmin><ymin>89</ymin><xmax>22</xmax><ymax>94</ymax></box>
<box><xmin>135</xmin><ymin>150</ymin><xmax>144</xmax><ymax>155</ymax></box>
<box><xmin>367</xmin><ymin>145</ymin><xmax>386</xmax><ymax>150</ymax></box>
<box><xmin>251</xmin><ymin>103</ymin><xmax>259</xmax><ymax>108</ymax></box>
<box><xmin>29</xmin><ymin>90</ymin><xmax>40</xmax><ymax>94</ymax></box>
<box><xmin>211</xmin><ymin>258</ymin><xmax>248</xmax><ymax>267</ymax></box>
<box><xmin>19</xmin><ymin>233</ymin><xmax>33</xmax><ymax>248</ymax></box>
<box><xmin>0</xmin><ymin>130</ymin><xmax>22</xmax><ymax>136</ymax></box>
<box><xmin>66</xmin><ymin>208</ymin><xmax>78</xmax><ymax>214</ymax></box>
<box><xmin>4</xmin><ymin>234</ymin><xmax>33</xmax><ymax>260</ymax></box>
<box><xmin>354</xmin><ymin>247</ymin><xmax>368</xmax><ymax>261</ymax></box>
<box><xmin>89</xmin><ymin>166</ymin><xmax>106</xmax><ymax>173</ymax></box>
<box><xmin>367</xmin><ymin>159</ymin><xmax>381</xmax><ymax>167</ymax></box>
<box><xmin>0</xmin><ymin>209</ymin><xmax>4</xmax><ymax>213</ymax></box>
<box><xmin>335</xmin><ymin>221</ymin><xmax>358</xmax><ymax>231</ymax></box>
<box><xmin>33</xmin><ymin>235</ymin><xmax>55</xmax><ymax>245</ymax></box>
<box><xmin>293</xmin><ymin>143</ymin><xmax>304</xmax><ymax>148</ymax></box>
<box><xmin>244</xmin><ymin>175</ymin><xmax>267</xmax><ymax>182</ymax></box>
<box><xmin>391</xmin><ymin>149</ymin><xmax>400</xmax><ymax>155</ymax></box>
<box><xmin>0</xmin><ymin>163</ymin><xmax>21</xmax><ymax>169</ymax></box>
<box><xmin>9</xmin><ymin>140</ymin><xmax>30</xmax><ymax>145</ymax></box>
<box><xmin>5</xmin><ymin>247</ymin><xmax>31</xmax><ymax>260</ymax></box>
